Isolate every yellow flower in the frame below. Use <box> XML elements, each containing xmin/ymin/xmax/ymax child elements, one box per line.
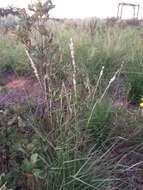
<box><xmin>140</xmin><ymin>102</ymin><xmax>143</xmax><ymax>108</ymax></box>
<box><xmin>141</xmin><ymin>98</ymin><xmax>143</xmax><ymax>102</ymax></box>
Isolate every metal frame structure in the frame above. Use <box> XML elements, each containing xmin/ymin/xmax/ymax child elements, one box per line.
<box><xmin>117</xmin><ymin>2</ymin><xmax>140</xmax><ymax>19</ymax></box>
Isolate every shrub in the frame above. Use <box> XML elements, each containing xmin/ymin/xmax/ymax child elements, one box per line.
<box><xmin>0</xmin><ymin>37</ymin><xmax>30</xmax><ymax>75</ymax></box>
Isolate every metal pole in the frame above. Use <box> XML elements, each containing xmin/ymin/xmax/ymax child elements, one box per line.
<box><xmin>117</xmin><ymin>3</ymin><xmax>120</xmax><ymax>18</ymax></box>
<box><xmin>133</xmin><ymin>6</ymin><xmax>135</xmax><ymax>18</ymax></box>
<box><xmin>120</xmin><ymin>3</ymin><xmax>123</xmax><ymax>19</ymax></box>
<box><xmin>136</xmin><ymin>5</ymin><xmax>140</xmax><ymax>19</ymax></box>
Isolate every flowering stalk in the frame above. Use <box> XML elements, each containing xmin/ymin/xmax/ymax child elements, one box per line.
<box><xmin>92</xmin><ymin>66</ymin><xmax>104</xmax><ymax>100</ymax></box>
<box><xmin>69</xmin><ymin>38</ymin><xmax>77</xmax><ymax>100</ymax></box>
<box><xmin>25</xmin><ymin>49</ymin><xmax>43</xmax><ymax>89</ymax></box>
<box><xmin>69</xmin><ymin>37</ymin><xmax>78</xmax><ymax>126</ymax></box>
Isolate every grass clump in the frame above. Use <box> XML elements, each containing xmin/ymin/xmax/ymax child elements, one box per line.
<box><xmin>87</xmin><ymin>99</ymin><xmax>113</xmax><ymax>145</ymax></box>
<box><xmin>1</xmin><ymin>1</ymin><xmax>143</xmax><ymax>190</ymax></box>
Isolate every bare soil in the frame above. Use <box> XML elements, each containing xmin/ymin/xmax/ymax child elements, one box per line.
<box><xmin>0</xmin><ymin>74</ymin><xmax>44</xmax><ymax>108</ymax></box>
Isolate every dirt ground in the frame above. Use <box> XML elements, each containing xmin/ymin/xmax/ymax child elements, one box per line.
<box><xmin>0</xmin><ymin>74</ymin><xmax>45</xmax><ymax>107</ymax></box>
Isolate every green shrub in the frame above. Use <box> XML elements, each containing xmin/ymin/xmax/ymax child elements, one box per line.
<box><xmin>127</xmin><ymin>71</ymin><xmax>143</xmax><ymax>103</ymax></box>
<box><xmin>0</xmin><ymin>37</ymin><xmax>30</xmax><ymax>75</ymax></box>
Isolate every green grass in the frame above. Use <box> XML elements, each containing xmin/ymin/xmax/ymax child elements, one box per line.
<box><xmin>1</xmin><ymin>22</ymin><xmax>143</xmax><ymax>190</ymax></box>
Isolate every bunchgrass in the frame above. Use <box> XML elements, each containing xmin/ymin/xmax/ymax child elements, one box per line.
<box><xmin>1</xmin><ymin>10</ymin><xmax>143</xmax><ymax>189</ymax></box>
